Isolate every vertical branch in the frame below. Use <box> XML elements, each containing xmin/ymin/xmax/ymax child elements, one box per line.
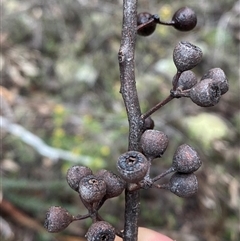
<box><xmin>118</xmin><ymin>1</ymin><xmax>142</xmax><ymax>241</ymax></box>
<box><xmin>118</xmin><ymin>1</ymin><xmax>142</xmax><ymax>151</ymax></box>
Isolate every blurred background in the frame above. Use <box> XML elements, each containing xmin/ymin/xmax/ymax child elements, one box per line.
<box><xmin>1</xmin><ymin>0</ymin><xmax>239</xmax><ymax>241</ymax></box>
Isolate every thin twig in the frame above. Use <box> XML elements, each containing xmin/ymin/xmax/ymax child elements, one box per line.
<box><xmin>152</xmin><ymin>167</ymin><xmax>174</xmax><ymax>183</ymax></box>
<box><xmin>141</xmin><ymin>95</ymin><xmax>174</xmax><ymax>120</ymax></box>
<box><xmin>73</xmin><ymin>213</ymin><xmax>90</xmax><ymax>221</ymax></box>
<box><xmin>152</xmin><ymin>14</ymin><xmax>174</xmax><ymax>26</ymax></box>
<box><xmin>172</xmin><ymin>70</ymin><xmax>182</xmax><ymax>91</ymax></box>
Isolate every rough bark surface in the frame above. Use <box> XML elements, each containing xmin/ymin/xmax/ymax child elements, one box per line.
<box><xmin>118</xmin><ymin>0</ymin><xmax>142</xmax><ymax>240</ymax></box>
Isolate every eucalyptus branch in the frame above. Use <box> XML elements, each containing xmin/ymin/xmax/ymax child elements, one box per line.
<box><xmin>44</xmin><ymin>3</ymin><xmax>229</xmax><ymax>241</ymax></box>
<box><xmin>118</xmin><ymin>1</ymin><xmax>142</xmax><ymax>240</ymax></box>
<box><xmin>118</xmin><ymin>0</ymin><xmax>142</xmax><ymax>152</ymax></box>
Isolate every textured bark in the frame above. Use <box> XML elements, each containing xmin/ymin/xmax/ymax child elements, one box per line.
<box><xmin>118</xmin><ymin>0</ymin><xmax>142</xmax><ymax>240</ymax></box>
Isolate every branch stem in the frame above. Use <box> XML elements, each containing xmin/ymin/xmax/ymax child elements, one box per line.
<box><xmin>172</xmin><ymin>70</ymin><xmax>182</xmax><ymax>91</ymax></box>
<box><xmin>118</xmin><ymin>1</ymin><xmax>142</xmax><ymax>240</ymax></box>
<box><xmin>142</xmin><ymin>95</ymin><xmax>174</xmax><ymax>119</ymax></box>
<box><xmin>152</xmin><ymin>167</ymin><xmax>174</xmax><ymax>183</ymax></box>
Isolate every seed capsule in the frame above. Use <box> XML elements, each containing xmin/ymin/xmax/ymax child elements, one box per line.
<box><xmin>169</xmin><ymin>172</ymin><xmax>198</xmax><ymax>197</ymax></box>
<box><xmin>117</xmin><ymin>151</ymin><xmax>149</xmax><ymax>183</ymax></box>
<box><xmin>190</xmin><ymin>78</ymin><xmax>221</xmax><ymax>107</ymax></box>
<box><xmin>44</xmin><ymin>206</ymin><xmax>73</xmax><ymax>233</ymax></box>
<box><xmin>96</xmin><ymin>169</ymin><xmax>126</xmax><ymax>198</ymax></box>
<box><xmin>143</xmin><ymin>116</ymin><xmax>155</xmax><ymax>132</ymax></box>
<box><xmin>173</xmin><ymin>41</ymin><xmax>203</xmax><ymax>72</ymax></box>
<box><xmin>137</xmin><ymin>12</ymin><xmax>157</xmax><ymax>36</ymax></box>
<box><xmin>172</xmin><ymin>144</ymin><xmax>202</xmax><ymax>173</ymax></box>
<box><xmin>86</xmin><ymin>221</ymin><xmax>115</xmax><ymax>241</ymax></box>
<box><xmin>201</xmin><ymin>68</ymin><xmax>229</xmax><ymax>95</ymax></box>
<box><xmin>79</xmin><ymin>175</ymin><xmax>106</xmax><ymax>203</ymax></box>
<box><xmin>140</xmin><ymin>130</ymin><xmax>169</xmax><ymax>159</ymax></box>
<box><xmin>174</xmin><ymin>70</ymin><xmax>198</xmax><ymax>90</ymax></box>
<box><xmin>66</xmin><ymin>165</ymin><xmax>92</xmax><ymax>192</ymax></box>
<box><xmin>172</xmin><ymin>7</ymin><xmax>197</xmax><ymax>31</ymax></box>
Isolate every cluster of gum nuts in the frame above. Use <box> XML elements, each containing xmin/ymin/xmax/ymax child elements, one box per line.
<box><xmin>44</xmin><ymin>121</ymin><xmax>202</xmax><ymax>241</ymax></box>
<box><xmin>137</xmin><ymin>7</ymin><xmax>228</xmax><ymax>107</ymax></box>
<box><xmin>44</xmin><ymin>6</ymin><xmax>229</xmax><ymax>241</ymax></box>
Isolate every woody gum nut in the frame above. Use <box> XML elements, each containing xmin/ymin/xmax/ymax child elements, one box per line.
<box><xmin>169</xmin><ymin>172</ymin><xmax>198</xmax><ymax>197</ymax></box>
<box><xmin>117</xmin><ymin>151</ymin><xmax>149</xmax><ymax>183</ymax></box>
<box><xmin>143</xmin><ymin>116</ymin><xmax>155</xmax><ymax>131</ymax></box>
<box><xmin>79</xmin><ymin>175</ymin><xmax>106</xmax><ymax>203</ymax></box>
<box><xmin>96</xmin><ymin>169</ymin><xmax>126</xmax><ymax>198</ymax></box>
<box><xmin>172</xmin><ymin>7</ymin><xmax>197</xmax><ymax>31</ymax></box>
<box><xmin>201</xmin><ymin>67</ymin><xmax>229</xmax><ymax>95</ymax></box>
<box><xmin>44</xmin><ymin>206</ymin><xmax>73</xmax><ymax>233</ymax></box>
<box><xmin>85</xmin><ymin>221</ymin><xmax>115</xmax><ymax>241</ymax></box>
<box><xmin>190</xmin><ymin>78</ymin><xmax>221</xmax><ymax>107</ymax></box>
<box><xmin>173</xmin><ymin>41</ymin><xmax>203</xmax><ymax>72</ymax></box>
<box><xmin>172</xmin><ymin>144</ymin><xmax>202</xmax><ymax>173</ymax></box>
<box><xmin>175</xmin><ymin>70</ymin><xmax>198</xmax><ymax>90</ymax></box>
<box><xmin>66</xmin><ymin>165</ymin><xmax>92</xmax><ymax>191</ymax></box>
<box><xmin>140</xmin><ymin>130</ymin><xmax>169</xmax><ymax>159</ymax></box>
<box><xmin>137</xmin><ymin>12</ymin><xmax>156</xmax><ymax>36</ymax></box>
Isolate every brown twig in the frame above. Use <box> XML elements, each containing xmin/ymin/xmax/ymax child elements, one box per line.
<box><xmin>118</xmin><ymin>0</ymin><xmax>142</xmax><ymax>240</ymax></box>
<box><xmin>172</xmin><ymin>70</ymin><xmax>182</xmax><ymax>91</ymax></box>
<box><xmin>142</xmin><ymin>95</ymin><xmax>174</xmax><ymax>120</ymax></box>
